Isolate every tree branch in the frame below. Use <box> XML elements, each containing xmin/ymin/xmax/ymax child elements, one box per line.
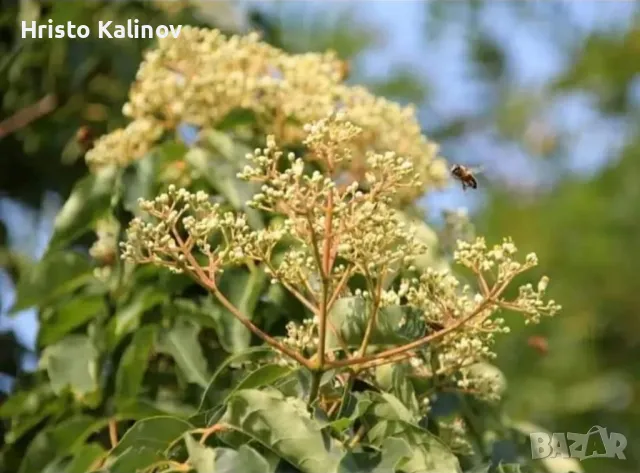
<box><xmin>0</xmin><ymin>94</ymin><xmax>57</xmax><ymax>139</ymax></box>
<box><xmin>328</xmin><ymin>280</ymin><xmax>508</xmax><ymax>369</ymax></box>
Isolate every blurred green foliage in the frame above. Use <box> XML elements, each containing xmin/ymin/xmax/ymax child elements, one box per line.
<box><xmin>420</xmin><ymin>3</ymin><xmax>640</xmax><ymax>473</ymax></box>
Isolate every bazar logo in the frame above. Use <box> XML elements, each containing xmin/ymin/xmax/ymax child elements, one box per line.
<box><xmin>530</xmin><ymin>426</ymin><xmax>627</xmax><ymax>461</ymax></box>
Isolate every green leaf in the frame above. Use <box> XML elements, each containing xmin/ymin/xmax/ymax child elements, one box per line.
<box><xmin>185</xmin><ymin>434</ymin><xmax>272</xmax><ymax>473</ymax></box>
<box><xmin>329</xmin><ymin>393</ymin><xmax>373</xmax><ymax>433</ymax></box>
<box><xmin>41</xmin><ymin>335</ymin><xmax>99</xmax><ymax>402</ymax></box>
<box><xmin>168</xmin><ymin>297</ymin><xmax>220</xmax><ymax>331</ymax></box>
<box><xmin>107</xmin><ymin>416</ymin><xmax>193</xmax><ymax>473</ymax></box>
<box><xmin>199</xmin><ymin>347</ymin><xmax>274</xmax><ymax>411</ymax></box>
<box><xmin>38</xmin><ymin>294</ymin><xmax>106</xmax><ymax>347</ymax></box>
<box><xmin>122</xmin><ymin>142</ymin><xmax>188</xmax><ymax>214</ymax></box>
<box><xmin>214</xmin><ymin>445</ymin><xmax>272</xmax><ymax>473</ymax></box>
<box><xmin>225</xmin><ymin>364</ymin><xmax>293</xmax><ymax>402</ymax></box>
<box><xmin>115</xmin><ymin>398</ymin><xmax>182</xmax><ymax>421</ymax></box>
<box><xmin>465</xmin><ymin>465</ymin><xmax>491</xmax><ymax>473</ymax></box>
<box><xmin>338</xmin><ymin>437</ymin><xmax>412</xmax><ymax>473</ymax></box>
<box><xmin>365</xmin><ymin>392</ymin><xmax>416</xmax><ymax>424</ymax></box>
<box><xmin>377</xmin><ymin>437</ymin><xmax>415</xmax><ymax>471</ymax></box>
<box><xmin>366</xmin><ymin>420</ymin><xmax>462</xmax><ymax>473</ymax></box>
<box><xmin>220</xmin><ymin>389</ymin><xmax>344</xmax><ymax>473</ymax></box>
<box><xmin>327</xmin><ymin>297</ymin><xmax>425</xmax><ymax>349</ymax></box>
<box><xmin>107</xmin><ymin>446</ymin><xmax>166</xmax><ymax>473</ymax></box>
<box><xmin>184</xmin><ymin>433</ymin><xmax>217</xmax><ymax>473</ymax></box>
<box><xmin>11</xmin><ymin>251</ymin><xmax>93</xmax><ymax>313</ymax></box>
<box><xmin>157</xmin><ymin>319</ymin><xmax>209</xmax><ymax>388</ymax></box>
<box><xmin>157</xmin><ymin>140</ymin><xmax>190</xmax><ymax>160</ymax></box>
<box><xmin>495</xmin><ymin>465</ymin><xmax>523</xmax><ymax>473</ymax></box>
<box><xmin>211</xmin><ymin>267</ymin><xmax>267</xmax><ymax>354</ymax></box>
<box><xmin>217</xmin><ymin>108</ymin><xmax>258</xmax><ymax>130</ymax></box>
<box><xmin>115</xmin><ymin>324</ymin><xmax>157</xmax><ymax>406</ymax></box>
<box><xmin>106</xmin><ymin>286</ymin><xmax>167</xmax><ymax>350</ymax></box>
<box><xmin>185</xmin><ymin>143</ymin><xmax>263</xmax><ymax>229</ymax></box>
<box><xmin>64</xmin><ymin>443</ymin><xmax>106</xmax><ymax>473</ymax></box>
<box><xmin>377</xmin><ymin>364</ymin><xmax>420</xmax><ymax>417</ymax></box>
<box><xmin>18</xmin><ymin>416</ymin><xmax>106</xmax><ymax>473</ymax></box>
<box><xmin>121</xmin><ymin>153</ymin><xmax>158</xmax><ymax>214</ymax></box>
<box><xmin>48</xmin><ymin>165</ymin><xmax>118</xmax><ymax>250</ymax></box>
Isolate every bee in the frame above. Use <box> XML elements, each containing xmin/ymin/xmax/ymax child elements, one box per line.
<box><xmin>338</xmin><ymin>60</ymin><xmax>351</xmax><ymax>81</ymax></box>
<box><xmin>527</xmin><ymin>335</ymin><xmax>549</xmax><ymax>355</ymax></box>
<box><xmin>75</xmin><ymin>126</ymin><xmax>94</xmax><ymax>150</ymax></box>
<box><xmin>450</xmin><ymin>164</ymin><xmax>483</xmax><ymax>191</ymax></box>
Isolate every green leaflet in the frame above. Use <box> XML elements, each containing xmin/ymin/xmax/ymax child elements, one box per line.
<box><xmin>156</xmin><ymin>319</ymin><xmax>209</xmax><ymax>388</ymax></box>
<box><xmin>221</xmin><ymin>389</ymin><xmax>344</xmax><ymax>473</ymax></box>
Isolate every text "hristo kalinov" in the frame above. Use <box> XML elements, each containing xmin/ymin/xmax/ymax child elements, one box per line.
<box><xmin>22</xmin><ymin>19</ymin><xmax>182</xmax><ymax>39</ymax></box>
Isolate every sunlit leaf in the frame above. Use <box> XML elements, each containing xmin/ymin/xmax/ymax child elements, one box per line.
<box><xmin>106</xmin><ymin>416</ymin><xmax>193</xmax><ymax>473</ymax></box>
<box><xmin>184</xmin><ymin>433</ymin><xmax>217</xmax><ymax>473</ymax></box>
<box><xmin>185</xmin><ymin>434</ymin><xmax>272</xmax><ymax>473</ymax></box>
<box><xmin>365</xmin><ymin>392</ymin><xmax>416</xmax><ymax>424</ymax></box>
<box><xmin>390</xmin><ymin>365</ymin><xmax>420</xmax><ymax>417</ymax></box>
<box><xmin>213</xmin><ymin>444</ymin><xmax>272</xmax><ymax>473</ymax></box>
<box><xmin>367</xmin><ymin>420</ymin><xmax>462</xmax><ymax>473</ymax></box>
<box><xmin>221</xmin><ymin>389</ymin><xmax>344</xmax><ymax>473</ymax></box>
<box><xmin>40</xmin><ymin>335</ymin><xmax>100</xmax><ymax>402</ymax></box>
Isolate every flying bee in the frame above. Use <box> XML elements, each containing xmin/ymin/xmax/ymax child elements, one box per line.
<box><xmin>338</xmin><ymin>60</ymin><xmax>351</xmax><ymax>81</ymax></box>
<box><xmin>75</xmin><ymin>126</ymin><xmax>94</xmax><ymax>150</ymax></box>
<box><xmin>527</xmin><ymin>335</ymin><xmax>549</xmax><ymax>355</ymax></box>
<box><xmin>450</xmin><ymin>164</ymin><xmax>483</xmax><ymax>191</ymax></box>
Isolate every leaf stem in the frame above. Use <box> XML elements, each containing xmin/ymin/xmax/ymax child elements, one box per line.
<box><xmin>308</xmin><ymin>369</ymin><xmax>323</xmax><ymax>407</ymax></box>
<box><xmin>317</xmin><ymin>189</ymin><xmax>335</xmax><ymax>369</ymax></box>
<box><xmin>175</xmin><ymin>233</ymin><xmax>312</xmax><ymax>369</ymax></box>
<box><xmin>192</xmin><ymin>423</ymin><xmax>227</xmax><ymax>445</ymax></box>
<box><xmin>356</xmin><ymin>272</ymin><xmax>384</xmax><ymax>362</ymax></box>
<box><xmin>348</xmin><ymin>425</ymin><xmax>366</xmax><ymax>448</ymax></box>
<box><xmin>108</xmin><ymin>419</ymin><xmax>118</xmax><ymax>448</ymax></box>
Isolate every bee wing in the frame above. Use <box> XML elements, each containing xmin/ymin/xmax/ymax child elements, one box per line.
<box><xmin>468</xmin><ymin>165</ymin><xmax>485</xmax><ymax>175</ymax></box>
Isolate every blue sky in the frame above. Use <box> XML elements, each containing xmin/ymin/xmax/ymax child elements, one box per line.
<box><xmin>1</xmin><ymin>0</ymin><xmax>637</xmax><ymax>355</ymax></box>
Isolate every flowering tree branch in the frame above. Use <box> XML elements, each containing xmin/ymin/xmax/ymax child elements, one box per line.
<box><xmin>121</xmin><ymin>112</ymin><xmax>560</xmax><ymax>410</ymax></box>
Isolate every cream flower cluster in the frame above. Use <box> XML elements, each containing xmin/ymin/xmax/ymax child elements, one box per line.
<box><xmin>86</xmin><ymin>26</ymin><xmax>447</xmax><ymax>200</ymax></box>
<box><xmin>121</xmin><ymin>116</ymin><xmax>560</xmax><ymax>406</ymax></box>
<box><xmin>85</xmin><ymin>118</ymin><xmax>164</xmax><ymax>171</ymax></box>
<box><xmin>239</xmin><ymin>114</ymin><xmax>428</xmax><ymax>281</ymax></box>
